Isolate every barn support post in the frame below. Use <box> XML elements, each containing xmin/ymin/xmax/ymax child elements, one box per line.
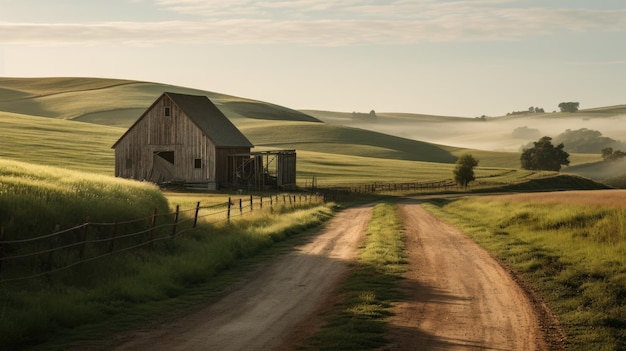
<box><xmin>172</xmin><ymin>205</ymin><xmax>179</xmax><ymax>236</ymax></box>
<box><xmin>227</xmin><ymin>197</ymin><xmax>232</xmax><ymax>223</ymax></box>
<box><xmin>109</xmin><ymin>221</ymin><xmax>118</xmax><ymax>253</ymax></box>
<box><xmin>193</xmin><ymin>201</ymin><xmax>200</xmax><ymax>228</ymax></box>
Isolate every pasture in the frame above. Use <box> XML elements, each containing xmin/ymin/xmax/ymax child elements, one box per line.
<box><xmin>0</xmin><ymin>77</ymin><xmax>615</xmax><ymax>183</ymax></box>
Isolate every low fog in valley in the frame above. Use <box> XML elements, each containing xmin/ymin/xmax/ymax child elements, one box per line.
<box><xmin>315</xmin><ymin>111</ymin><xmax>626</xmax><ymax>154</ymax></box>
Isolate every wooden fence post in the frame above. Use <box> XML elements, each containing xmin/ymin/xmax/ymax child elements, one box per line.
<box><xmin>260</xmin><ymin>196</ymin><xmax>263</xmax><ymax>209</ymax></box>
<box><xmin>239</xmin><ymin>198</ymin><xmax>243</xmax><ymax>215</ymax></box>
<box><xmin>250</xmin><ymin>195</ymin><xmax>253</xmax><ymax>211</ymax></box>
<box><xmin>172</xmin><ymin>205</ymin><xmax>179</xmax><ymax>236</ymax></box>
<box><xmin>150</xmin><ymin>208</ymin><xmax>157</xmax><ymax>241</ymax></box>
<box><xmin>45</xmin><ymin>224</ymin><xmax>61</xmax><ymax>273</ymax></box>
<box><xmin>193</xmin><ymin>201</ymin><xmax>200</xmax><ymax>228</ymax></box>
<box><xmin>227</xmin><ymin>197</ymin><xmax>231</xmax><ymax>223</ymax></box>
<box><xmin>270</xmin><ymin>195</ymin><xmax>273</xmax><ymax>207</ymax></box>
<box><xmin>109</xmin><ymin>221</ymin><xmax>117</xmax><ymax>253</ymax></box>
<box><xmin>79</xmin><ymin>220</ymin><xmax>89</xmax><ymax>260</ymax></box>
<box><xmin>0</xmin><ymin>227</ymin><xmax>4</xmax><ymax>273</ymax></box>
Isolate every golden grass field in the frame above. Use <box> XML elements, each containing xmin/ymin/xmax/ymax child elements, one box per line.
<box><xmin>480</xmin><ymin>189</ymin><xmax>626</xmax><ymax>208</ymax></box>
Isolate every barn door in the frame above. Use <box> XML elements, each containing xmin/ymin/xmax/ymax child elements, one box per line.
<box><xmin>149</xmin><ymin>151</ymin><xmax>176</xmax><ymax>183</ymax></box>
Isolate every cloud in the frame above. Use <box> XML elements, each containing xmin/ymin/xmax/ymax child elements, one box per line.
<box><xmin>1</xmin><ymin>1</ymin><xmax>625</xmax><ymax>46</ymax></box>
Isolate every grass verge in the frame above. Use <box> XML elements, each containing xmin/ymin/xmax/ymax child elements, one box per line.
<box><xmin>423</xmin><ymin>197</ymin><xmax>626</xmax><ymax>351</ymax></box>
<box><xmin>0</xmin><ymin>199</ymin><xmax>335</xmax><ymax>350</ymax></box>
<box><xmin>304</xmin><ymin>202</ymin><xmax>407</xmax><ymax>350</ymax></box>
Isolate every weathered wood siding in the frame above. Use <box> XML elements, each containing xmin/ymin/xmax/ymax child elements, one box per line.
<box><xmin>114</xmin><ymin>95</ymin><xmax>250</xmax><ymax>185</ymax></box>
<box><xmin>277</xmin><ymin>152</ymin><xmax>297</xmax><ymax>187</ymax></box>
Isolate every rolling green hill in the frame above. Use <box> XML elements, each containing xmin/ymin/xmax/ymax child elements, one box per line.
<box><xmin>0</xmin><ymin>77</ymin><xmax>319</xmax><ymax>127</ymax></box>
<box><xmin>0</xmin><ymin>77</ymin><xmax>619</xmax><ymax>185</ymax></box>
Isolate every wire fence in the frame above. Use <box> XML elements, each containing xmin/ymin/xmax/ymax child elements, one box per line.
<box><xmin>0</xmin><ymin>193</ymin><xmax>324</xmax><ymax>284</ymax></box>
<box><xmin>319</xmin><ymin>179</ymin><xmax>457</xmax><ymax>201</ymax></box>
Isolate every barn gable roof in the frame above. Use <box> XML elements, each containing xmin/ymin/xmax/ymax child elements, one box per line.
<box><xmin>112</xmin><ymin>92</ymin><xmax>253</xmax><ymax>148</ymax></box>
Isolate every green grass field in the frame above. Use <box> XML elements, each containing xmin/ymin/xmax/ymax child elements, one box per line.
<box><xmin>0</xmin><ymin>77</ymin><xmax>613</xmax><ymax>187</ymax></box>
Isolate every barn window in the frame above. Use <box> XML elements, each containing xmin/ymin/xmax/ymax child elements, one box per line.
<box><xmin>164</xmin><ymin>107</ymin><xmax>171</xmax><ymax>116</ymax></box>
<box><xmin>194</xmin><ymin>158</ymin><xmax>202</xmax><ymax>169</ymax></box>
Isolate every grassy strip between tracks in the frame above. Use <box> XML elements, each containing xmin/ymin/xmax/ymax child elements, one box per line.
<box><xmin>422</xmin><ymin>197</ymin><xmax>626</xmax><ymax>351</ymax></box>
<box><xmin>305</xmin><ymin>202</ymin><xmax>407</xmax><ymax>350</ymax></box>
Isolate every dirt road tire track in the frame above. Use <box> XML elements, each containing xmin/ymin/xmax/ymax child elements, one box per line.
<box><xmin>387</xmin><ymin>201</ymin><xmax>551</xmax><ymax>350</ymax></box>
<box><xmin>113</xmin><ymin>205</ymin><xmax>372</xmax><ymax>351</ymax></box>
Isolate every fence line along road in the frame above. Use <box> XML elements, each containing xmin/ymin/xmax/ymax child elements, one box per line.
<box><xmin>0</xmin><ymin>193</ymin><xmax>324</xmax><ymax>284</ymax></box>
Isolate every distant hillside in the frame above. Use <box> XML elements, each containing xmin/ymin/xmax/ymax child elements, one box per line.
<box><xmin>305</xmin><ymin>106</ymin><xmax>626</xmax><ymax>158</ymax></box>
<box><xmin>0</xmin><ymin>77</ymin><xmax>320</xmax><ymax>127</ymax></box>
<box><xmin>565</xmin><ymin>159</ymin><xmax>626</xmax><ymax>183</ymax></box>
<box><xmin>237</xmin><ymin>119</ymin><xmax>456</xmax><ymax>163</ymax></box>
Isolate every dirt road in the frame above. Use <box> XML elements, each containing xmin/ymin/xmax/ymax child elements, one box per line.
<box><xmin>114</xmin><ymin>201</ymin><xmax>552</xmax><ymax>350</ymax></box>
<box><xmin>114</xmin><ymin>205</ymin><xmax>372</xmax><ymax>351</ymax></box>
<box><xmin>388</xmin><ymin>201</ymin><xmax>549</xmax><ymax>350</ymax></box>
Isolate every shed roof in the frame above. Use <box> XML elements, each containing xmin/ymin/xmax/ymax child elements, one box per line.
<box><xmin>112</xmin><ymin>92</ymin><xmax>253</xmax><ymax>148</ymax></box>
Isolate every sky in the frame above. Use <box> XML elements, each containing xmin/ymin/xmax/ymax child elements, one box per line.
<box><xmin>1</xmin><ymin>0</ymin><xmax>625</xmax><ymax>117</ymax></box>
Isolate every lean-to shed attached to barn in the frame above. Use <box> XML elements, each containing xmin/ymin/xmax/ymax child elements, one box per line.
<box><xmin>112</xmin><ymin>92</ymin><xmax>253</xmax><ymax>189</ymax></box>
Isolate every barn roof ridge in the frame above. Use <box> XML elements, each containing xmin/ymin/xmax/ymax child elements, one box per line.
<box><xmin>112</xmin><ymin>91</ymin><xmax>253</xmax><ymax>149</ymax></box>
<box><xmin>165</xmin><ymin>92</ymin><xmax>253</xmax><ymax>148</ymax></box>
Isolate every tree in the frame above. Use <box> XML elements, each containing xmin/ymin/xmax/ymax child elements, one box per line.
<box><xmin>602</xmin><ymin>147</ymin><xmax>626</xmax><ymax>161</ymax></box>
<box><xmin>558</xmin><ymin>102</ymin><xmax>580</xmax><ymax>113</ymax></box>
<box><xmin>453</xmin><ymin>154</ymin><xmax>479</xmax><ymax>188</ymax></box>
<box><xmin>520</xmin><ymin>136</ymin><xmax>570</xmax><ymax>171</ymax></box>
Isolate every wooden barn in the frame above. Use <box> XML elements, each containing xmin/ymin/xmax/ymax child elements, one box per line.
<box><xmin>112</xmin><ymin>92</ymin><xmax>254</xmax><ymax>190</ymax></box>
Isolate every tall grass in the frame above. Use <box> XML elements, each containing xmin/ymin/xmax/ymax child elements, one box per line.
<box><xmin>0</xmin><ymin>158</ymin><xmax>169</xmax><ymax>240</ymax></box>
<box><xmin>306</xmin><ymin>202</ymin><xmax>407</xmax><ymax>350</ymax></box>
<box><xmin>0</xmin><ymin>186</ymin><xmax>335</xmax><ymax>350</ymax></box>
<box><xmin>424</xmin><ymin>197</ymin><xmax>626</xmax><ymax>350</ymax></box>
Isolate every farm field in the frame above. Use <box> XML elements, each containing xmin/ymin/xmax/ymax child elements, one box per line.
<box><xmin>1</xmin><ymin>77</ymin><xmax>626</xmax><ymax>350</ymax></box>
<box><xmin>0</xmin><ymin>77</ymin><xmax>617</xmax><ymax>186</ymax></box>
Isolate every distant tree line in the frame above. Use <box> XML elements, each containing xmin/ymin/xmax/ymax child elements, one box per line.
<box><xmin>602</xmin><ymin>147</ymin><xmax>626</xmax><ymax>161</ymax></box>
<box><xmin>352</xmin><ymin>110</ymin><xmax>377</xmax><ymax>122</ymax></box>
<box><xmin>558</xmin><ymin>102</ymin><xmax>580</xmax><ymax>113</ymax></box>
<box><xmin>503</xmin><ymin>101</ymin><xmax>580</xmax><ymax>117</ymax></box>
<box><xmin>553</xmin><ymin>128</ymin><xmax>626</xmax><ymax>154</ymax></box>
<box><xmin>507</xmin><ymin>106</ymin><xmax>545</xmax><ymax>116</ymax></box>
<box><xmin>512</xmin><ymin>126</ymin><xmax>541</xmax><ymax>139</ymax></box>
<box><xmin>520</xmin><ymin>128</ymin><xmax>626</xmax><ymax>154</ymax></box>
